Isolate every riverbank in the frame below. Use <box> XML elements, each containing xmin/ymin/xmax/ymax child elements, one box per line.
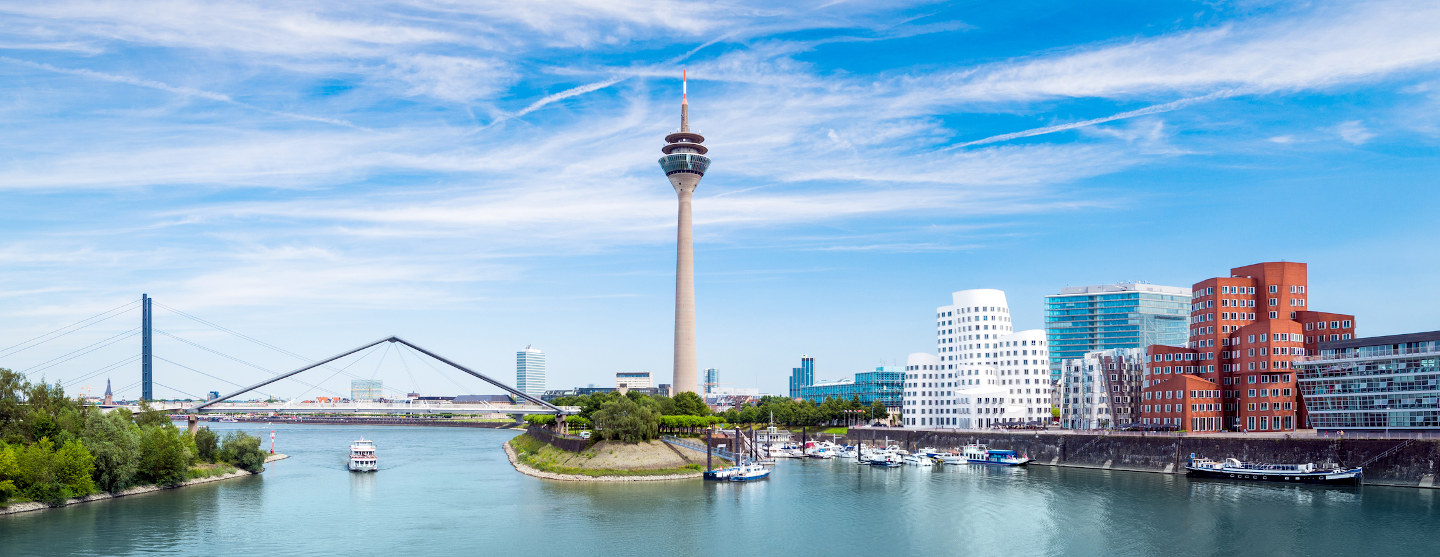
<box><xmin>0</xmin><ymin>453</ymin><xmax>289</xmax><ymax>516</ymax></box>
<box><xmin>199</xmin><ymin>416</ymin><xmax>519</xmax><ymax>428</ymax></box>
<box><xmin>847</xmin><ymin>427</ymin><xmax>1439</xmax><ymax>488</ymax></box>
<box><xmin>503</xmin><ymin>435</ymin><xmax>703</xmax><ymax>481</ymax></box>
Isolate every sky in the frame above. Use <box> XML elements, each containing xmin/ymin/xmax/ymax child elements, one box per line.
<box><xmin>2</xmin><ymin>0</ymin><xmax>1439</xmax><ymax>401</ymax></box>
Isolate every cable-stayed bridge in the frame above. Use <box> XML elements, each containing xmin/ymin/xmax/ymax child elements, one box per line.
<box><xmin>1</xmin><ymin>294</ymin><xmax>573</xmax><ymax>418</ymax></box>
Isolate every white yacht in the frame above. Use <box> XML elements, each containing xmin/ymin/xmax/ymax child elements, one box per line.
<box><xmin>348</xmin><ymin>438</ymin><xmax>378</xmax><ymax>472</ymax></box>
<box><xmin>903</xmin><ymin>453</ymin><xmax>935</xmax><ymax>467</ymax></box>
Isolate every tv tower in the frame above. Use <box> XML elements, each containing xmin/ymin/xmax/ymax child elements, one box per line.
<box><xmin>658</xmin><ymin>71</ymin><xmax>710</xmax><ymax>395</ymax></box>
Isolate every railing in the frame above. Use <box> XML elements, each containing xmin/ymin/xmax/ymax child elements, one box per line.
<box><xmin>661</xmin><ymin>435</ymin><xmax>737</xmax><ymax>461</ymax></box>
<box><xmin>1297</xmin><ymin>346</ymin><xmax>1440</xmax><ymax>363</ymax></box>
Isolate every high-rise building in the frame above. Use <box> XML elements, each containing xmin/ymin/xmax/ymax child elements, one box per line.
<box><xmin>704</xmin><ymin>368</ymin><xmax>719</xmax><ymax>394</ymax></box>
<box><xmin>351</xmin><ymin>379</ymin><xmax>382</xmax><ymax>402</ymax></box>
<box><xmin>660</xmin><ymin>71</ymin><xmax>711</xmax><ymax>396</ymax></box>
<box><xmin>516</xmin><ymin>346</ymin><xmax>546</xmax><ymax>399</ymax></box>
<box><xmin>1297</xmin><ymin>330</ymin><xmax>1440</xmax><ymax>434</ymax></box>
<box><xmin>1140</xmin><ymin>262</ymin><xmax>1355</xmax><ymax>432</ymax></box>
<box><xmin>1058</xmin><ymin>348</ymin><xmax>1146</xmax><ymax>429</ymax></box>
<box><xmin>788</xmin><ymin>355</ymin><xmax>814</xmax><ymax>399</ymax></box>
<box><xmin>1046</xmin><ymin>283</ymin><xmax>1191</xmax><ymax>382</ymax></box>
<box><xmin>904</xmin><ymin>289</ymin><xmax>1052</xmax><ymax>428</ymax></box>
<box><xmin>797</xmin><ymin>366</ymin><xmax>906</xmax><ymax>409</ymax></box>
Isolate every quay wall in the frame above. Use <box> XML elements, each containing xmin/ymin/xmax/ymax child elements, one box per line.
<box><xmin>845</xmin><ymin>429</ymin><xmax>1440</xmax><ymax>488</ymax></box>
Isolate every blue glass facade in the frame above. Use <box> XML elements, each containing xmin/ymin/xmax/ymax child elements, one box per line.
<box><xmin>798</xmin><ymin>367</ymin><xmax>906</xmax><ymax>407</ymax></box>
<box><xmin>1046</xmin><ymin>285</ymin><xmax>1191</xmax><ymax>382</ymax></box>
<box><xmin>788</xmin><ymin>356</ymin><xmax>814</xmax><ymax>399</ymax></box>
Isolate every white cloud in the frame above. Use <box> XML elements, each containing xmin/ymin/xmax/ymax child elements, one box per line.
<box><xmin>1334</xmin><ymin>120</ymin><xmax>1377</xmax><ymax>144</ymax></box>
<box><xmin>390</xmin><ymin>54</ymin><xmax>515</xmax><ymax>103</ymax></box>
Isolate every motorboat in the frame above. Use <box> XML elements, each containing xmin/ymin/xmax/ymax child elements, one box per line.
<box><xmin>728</xmin><ymin>463</ymin><xmax>771</xmax><ymax>482</ymax></box>
<box><xmin>1186</xmin><ymin>456</ymin><xmax>1361</xmax><ymax>485</ymax></box>
<box><xmin>704</xmin><ymin>465</ymin><xmax>739</xmax><ymax>481</ymax></box>
<box><xmin>902</xmin><ymin>453</ymin><xmax>935</xmax><ymax>467</ymax></box>
<box><xmin>938</xmin><ymin>452</ymin><xmax>967</xmax><ymax>465</ymax></box>
<box><xmin>348</xmin><ymin>438</ymin><xmax>378</xmax><ymax>472</ymax></box>
<box><xmin>869</xmin><ymin>452</ymin><xmax>903</xmax><ymax>467</ymax></box>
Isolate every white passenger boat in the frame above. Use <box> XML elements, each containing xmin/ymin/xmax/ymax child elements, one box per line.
<box><xmin>903</xmin><ymin>453</ymin><xmax>934</xmax><ymax>467</ymax></box>
<box><xmin>348</xmin><ymin>438</ymin><xmax>378</xmax><ymax>472</ymax></box>
<box><xmin>1186</xmin><ymin>456</ymin><xmax>1362</xmax><ymax>485</ymax></box>
<box><xmin>968</xmin><ymin>449</ymin><xmax>1031</xmax><ymax>466</ymax></box>
<box><xmin>938</xmin><ymin>452</ymin><xmax>967</xmax><ymax>465</ymax></box>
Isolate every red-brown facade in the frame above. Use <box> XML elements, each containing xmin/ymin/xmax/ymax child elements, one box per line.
<box><xmin>1141</xmin><ymin>262</ymin><xmax>1355</xmax><ymax>432</ymax></box>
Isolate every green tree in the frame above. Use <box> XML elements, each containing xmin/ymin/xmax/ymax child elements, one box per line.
<box><xmin>219</xmin><ymin>431</ymin><xmax>267</xmax><ymax>474</ymax></box>
<box><xmin>133</xmin><ymin>401</ymin><xmax>171</xmax><ymax>429</ymax></box>
<box><xmin>136</xmin><ymin>426</ymin><xmax>192</xmax><ymax>486</ymax></box>
<box><xmin>193</xmin><ymin>427</ymin><xmax>219</xmax><ymax>463</ymax></box>
<box><xmin>869</xmin><ymin>400</ymin><xmax>889</xmax><ymax>421</ymax></box>
<box><xmin>0</xmin><ymin>442</ymin><xmax>18</xmax><ymax>505</ymax></box>
<box><xmin>81</xmin><ymin>410</ymin><xmax>141</xmax><ymax>492</ymax></box>
<box><xmin>671</xmin><ymin>392</ymin><xmax>710</xmax><ymax>416</ymax></box>
<box><xmin>591</xmin><ymin>396</ymin><xmax>660</xmax><ymax>443</ymax></box>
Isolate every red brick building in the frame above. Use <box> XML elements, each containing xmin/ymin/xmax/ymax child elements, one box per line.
<box><xmin>1141</xmin><ymin>262</ymin><xmax>1355</xmax><ymax>432</ymax></box>
<box><xmin>1142</xmin><ymin>375</ymin><xmax>1224</xmax><ymax>431</ymax></box>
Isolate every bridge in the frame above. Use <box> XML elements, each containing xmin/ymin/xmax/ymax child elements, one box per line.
<box><xmin>3</xmin><ymin>295</ymin><xmax>575</xmax><ymax>425</ymax></box>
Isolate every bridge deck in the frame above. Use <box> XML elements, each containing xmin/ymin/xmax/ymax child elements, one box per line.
<box><xmin>118</xmin><ymin>402</ymin><xmax>577</xmax><ymax>415</ymax></box>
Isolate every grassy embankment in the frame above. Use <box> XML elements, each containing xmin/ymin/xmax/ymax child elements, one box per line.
<box><xmin>508</xmin><ymin>434</ymin><xmax>725</xmax><ymax>477</ymax></box>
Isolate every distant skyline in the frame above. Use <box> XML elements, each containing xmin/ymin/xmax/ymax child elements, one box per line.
<box><xmin>2</xmin><ymin>1</ymin><xmax>1439</xmax><ymax>399</ymax></box>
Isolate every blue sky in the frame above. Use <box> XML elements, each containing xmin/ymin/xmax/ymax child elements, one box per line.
<box><xmin>2</xmin><ymin>0</ymin><xmax>1439</xmax><ymax>400</ymax></box>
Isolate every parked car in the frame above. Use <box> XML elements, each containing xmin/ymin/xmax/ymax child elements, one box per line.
<box><xmin>578</xmin><ymin>431</ymin><xmax>591</xmax><ymax>439</ymax></box>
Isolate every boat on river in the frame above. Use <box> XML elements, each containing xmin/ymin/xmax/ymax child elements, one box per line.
<box><xmin>348</xmin><ymin>438</ymin><xmax>378</xmax><ymax>472</ymax></box>
<box><xmin>965</xmin><ymin>444</ymin><xmax>1030</xmax><ymax>466</ymax></box>
<box><xmin>1185</xmin><ymin>456</ymin><xmax>1362</xmax><ymax>485</ymax></box>
<box><xmin>903</xmin><ymin>453</ymin><xmax>934</xmax><ymax>467</ymax></box>
<box><xmin>729</xmin><ymin>463</ymin><xmax>771</xmax><ymax>482</ymax></box>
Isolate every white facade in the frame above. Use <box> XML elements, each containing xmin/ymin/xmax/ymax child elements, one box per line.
<box><xmin>1058</xmin><ymin>347</ymin><xmax>1145</xmax><ymax>430</ymax></box>
<box><xmin>903</xmin><ymin>289</ymin><xmax>1052</xmax><ymax>429</ymax></box>
<box><xmin>616</xmin><ymin>371</ymin><xmax>652</xmax><ymax>389</ymax></box>
<box><xmin>515</xmin><ymin>346</ymin><xmax>546</xmax><ymax>399</ymax></box>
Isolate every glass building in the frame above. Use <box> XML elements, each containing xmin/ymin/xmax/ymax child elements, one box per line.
<box><xmin>350</xmin><ymin>379</ymin><xmax>382</xmax><ymax>402</ymax></box>
<box><xmin>516</xmin><ymin>346</ymin><xmax>546</xmax><ymax>399</ymax></box>
<box><xmin>1045</xmin><ymin>283</ymin><xmax>1191</xmax><ymax>382</ymax></box>
<box><xmin>798</xmin><ymin>367</ymin><xmax>906</xmax><ymax>408</ymax></box>
<box><xmin>704</xmin><ymin>368</ymin><xmax>719</xmax><ymax>394</ymax></box>
<box><xmin>1297</xmin><ymin>330</ymin><xmax>1440</xmax><ymax>434</ymax></box>
<box><xmin>788</xmin><ymin>355</ymin><xmax>814</xmax><ymax>399</ymax></box>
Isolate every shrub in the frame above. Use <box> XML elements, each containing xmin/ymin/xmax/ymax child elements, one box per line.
<box><xmin>194</xmin><ymin>427</ymin><xmax>219</xmax><ymax>463</ymax></box>
<box><xmin>81</xmin><ymin>411</ymin><xmax>141</xmax><ymax>493</ymax></box>
<box><xmin>219</xmin><ymin>432</ymin><xmax>267</xmax><ymax>474</ymax></box>
<box><xmin>136</xmin><ymin>426</ymin><xmax>193</xmax><ymax>486</ymax></box>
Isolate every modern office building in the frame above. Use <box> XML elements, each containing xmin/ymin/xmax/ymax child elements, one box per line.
<box><xmin>704</xmin><ymin>368</ymin><xmax>719</xmax><ymax>394</ymax></box>
<box><xmin>1140</xmin><ymin>262</ymin><xmax>1355</xmax><ymax>432</ymax></box>
<box><xmin>351</xmin><ymin>379</ymin><xmax>382</xmax><ymax>402</ymax></box>
<box><xmin>661</xmin><ymin>72</ymin><xmax>711</xmax><ymax>396</ymax></box>
<box><xmin>797</xmin><ymin>366</ymin><xmax>906</xmax><ymax>408</ymax></box>
<box><xmin>616</xmin><ymin>371</ymin><xmax>653</xmax><ymax>390</ymax></box>
<box><xmin>1058</xmin><ymin>347</ymin><xmax>1146</xmax><ymax>429</ymax></box>
<box><xmin>1046</xmin><ymin>283</ymin><xmax>1191</xmax><ymax>382</ymax></box>
<box><xmin>515</xmin><ymin>345</ymin><xmax>546</xmax><ymax>399</ymax></box>
<box><xmin>1296</xmin><ymin>330</ymin><xmax>1440</xmax><ymax>435</ymax></box>
<box><xmin>788</xmin><ymin>355</ymin><xmax>815</xmax><ymax>399</ymax></box>
<box><xmin>904</xmin><ymin>289</ymin><xmax>1052</xmax><ymax>428</ymax></box>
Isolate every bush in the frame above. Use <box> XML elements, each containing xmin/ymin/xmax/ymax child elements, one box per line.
<box><xmin>219</xmin><ymin>432</ymin><xmax>267</xmax><ymax>474</ymax></box>
<box><xmin>13</xmin><ymin>437</ymin><xmax>95</xmax><ymax>506</ymax></box>
<box><xmin>194</xmin><ymin>427</ymin><xmax>219</xmax><ymax>462</ymax></box>
<box><xmin>591</xmin><ymin>397</ymin><xmax>659</xmax><ymax>443</ymax></box>
<box><xmin>524</xmin><ymin>415</ymin><xmax>556</xmax><ymax>426</ymax></box>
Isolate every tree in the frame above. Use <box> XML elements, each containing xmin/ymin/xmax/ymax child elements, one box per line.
<box><xmin>869</xmin><ymin>400</ymin><xmax>889</xmax><ymax>421</ymax></box>
<box><xmin>672</xmin><ymin>392</ymin><xmax>710</xmax><ymax>416</ymax></box>
<box><xmin>194</xmin><ymin>427</ymin><xmax>219</xmax><ymax>463</ymax></box>
<box><xmin>81</xmin><ymin>410</ymin><xmax>141</xmax><ymax>492</ymax></box>
<box><xmin>590</xmin><ymin>396</ymin><xmax>659</xmax><ymax>443</ymax></box>
<box><xmin>219</xmin><ymin>432</ymin><xmax>267</xmax><ymax>473</ymax></box>
<box><xmin>136</xmin><ymin>425</ymin><xmax>192</xmax><ymax>486</ymax></box>
<box><xmin>133</xmin><ymin>401</ymin><xmax>170</xmax><ymax>429</ymax></box>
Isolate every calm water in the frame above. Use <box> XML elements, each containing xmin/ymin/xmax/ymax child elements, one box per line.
<box><xmin>3</xmin><ymin>424</ymin><xmax>1437</xmax><ymax>556</ymax></box>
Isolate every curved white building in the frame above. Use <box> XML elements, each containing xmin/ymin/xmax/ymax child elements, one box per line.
<box><xmin>904</xmin><ymin>289</ymin><xmax>1052</xmax><ymax>429</ymax></box>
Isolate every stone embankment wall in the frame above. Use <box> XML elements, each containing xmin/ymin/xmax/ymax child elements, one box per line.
<box><xmin>846</xmin><ymin>429</ymin><xmax>1439</xmax><ymax>488</ymax></box>
<box><xmin>525</xmin><ymin>426</ymin><xmax>591</xmax><ymax>453</ymax></box>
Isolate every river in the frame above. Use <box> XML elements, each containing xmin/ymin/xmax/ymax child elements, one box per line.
<box><xmin>3</xmin><ymin>424</ymin><xmax>1437</xmax><ymax>556</ymax></box>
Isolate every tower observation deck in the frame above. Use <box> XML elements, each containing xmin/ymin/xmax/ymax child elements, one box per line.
<box><xmin>660</xmin><ymin>71</ymin><xmax>709</xmax><ymax>395</ymax></box>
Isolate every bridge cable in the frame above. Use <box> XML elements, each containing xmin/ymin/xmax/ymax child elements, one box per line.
<box><xmin>284</xmin><ymin>342</ymin><xmax>383</xmax><ymax>404</ymax></box>
<box><xmin>19</xmin><ymin>328</ymin><xmax>141</xmax><ymax>378</ymax></box>
<box><xmin>150</xmin><ymin>304</ymin><xmax>409</xmax><ymax>396</ymax></box>
<box><xmin>152</xmin><ymin>380</ymin><xmax>203</xmax><ymax>401</ymax></box>
<box><xmin>153</xmin><ymin>356</ymin><xmax>247</xmax><ymax>389</ymax></box>
<box><xmin>0</xmin><ymin>299</ymin><xmax>140</xmax><ymax>359</ymax></box>
<box><xmin>399</xmin><ymin>343</ymin><xmax>471</xmax><ymax>395</ymax></box>
<box><xmin>62</xmin><ymin>354</ymin><xmax>141</xmax><ymax>389</ymax></box>
<box><xmin>153</xmin><ymin>329</ymin><xmax>343</xmax><ymax>397</ymax></box>
<box><xmin>393</xmin><ymin>344</ymin><xmax>423</xmax><ymax>394</ymax></box>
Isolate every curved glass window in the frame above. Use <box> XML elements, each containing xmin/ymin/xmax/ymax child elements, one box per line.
<box><xmin>659</xmin><ymin>153</ymin><xmax>711</xmax><ymax>175</ymax></box>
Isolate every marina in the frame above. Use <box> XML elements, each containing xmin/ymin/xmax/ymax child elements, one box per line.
<box><xmin>5</xmin><ymin>424</ymin><xmax>1437</xmax><ymax>556</ymax></box>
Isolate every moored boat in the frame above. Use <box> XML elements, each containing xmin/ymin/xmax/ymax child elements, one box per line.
<box><xmin>704</xmin><ymin>465</ymin><xmax>740</xmax><ymax>481</ymax></box>
<box><xmin>728</xmin><ymin>463</ymin><xmax>771</xmax><ymax>482</ymax></box>
<box><xmin>1185</xmin><ymin>456</ymin><xmax>1362</xmax><ymax>485</ymax></box>
<box><xmin>348</xmin><ymin>438</ymin><xmax>378</xmax><ymax>472</ymax></box>
<box><xmin>902</xmin><ymin>453</ymin><xmax>935</xmax><ymax>467</ymax></box>
<box><xmin>968</xmin><ymin>449</ymin><xmax>1030</xmax><ymax>466</ymax></box>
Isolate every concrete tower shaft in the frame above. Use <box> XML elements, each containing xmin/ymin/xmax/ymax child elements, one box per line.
<box><xmin>658</xmin><ymin>72</ymin><xmax>709</xmax><ymax>396</ymax></box>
